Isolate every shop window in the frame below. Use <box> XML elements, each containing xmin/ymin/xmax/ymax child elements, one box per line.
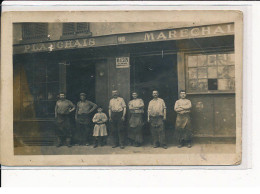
<box><xmin>62</xmin><ymin>23</ymin><xmax>90</xmax><ymax>36</ymax></box>
<box><xmin>208</xmin><ymin>79</ymin><xmax>218</xmax><ymax>90</ymax></box>
<box><xmin>20</xmin><ymin>62</ymin><xmax>60</xmax><ymax>119</ymax></box>
<box><xmin>186</xmin><ymin>52</ymin><xmax>235</xmax><ymax>93</ymax></box>
<box><xmin>22</xmin><ymin>23</ymin><xmax>48</xmax><ymax>40</ymax></box>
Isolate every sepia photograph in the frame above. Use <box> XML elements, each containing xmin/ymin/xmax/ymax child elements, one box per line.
<box><xmin>0</xmin><ymin>10</ymin><xmax>243</xmax><ymax>165</ymax></box>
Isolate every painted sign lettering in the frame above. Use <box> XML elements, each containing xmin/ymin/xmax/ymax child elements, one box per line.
<box><xmin>142</xmin><ymin>24</ymin><xmax>234</xmax><ymax>42</ymax></box>
<box><xmin>14</xmin><ymin>23</ymin><xmax>234</xmax><ymax>54</ymax></box>
<box><xmin>23</xmin><ymin>38</ymin><xmax>96</xmax><ymax>53</ymax></box>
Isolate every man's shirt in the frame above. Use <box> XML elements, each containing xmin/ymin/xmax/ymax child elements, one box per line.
<box><xmin>174</xmin><ymin>99</ymin><xmax>192</xmax><ymax>114</ymax></box>
<box><xmin>128</xmin><ymin>98</ymin><xmax>144</xmax><ymax>113</ymax></box>
<box><xmin>77</xmin><ymin>100</ymin><xmax>97</xmax><ymax>115</ymax></box>
<box><xmin>55</xmin><ymin>99</ymin><xmax>75</xmax><ymax>115</ymax></box>
<box><xmin>148</xmin><ymin>98</ymin><xmax>166</xmax><ymax>117</ymax></box>
<box><xmin>109</xmin><ymin>97</ymin><xmax>126</xmax><ymax>112</ymax></box>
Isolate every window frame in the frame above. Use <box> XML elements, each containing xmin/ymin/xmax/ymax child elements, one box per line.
<box><xmin>20</xmin><ymin>60</ymin><xmax>61</xmax><ymax>121</ymax></box>
<box><xmin>62</xmin><ymin>23</ymin><xmax>90</xmax><ymax>36</ymax></box>
<box><xmin>22</xmin><ymin>23</ymin><xmax>48</xmax><ymax>41</ymax></box>
<box><xmin>184</xmin><ymin>49</ymin><xmax>235</xmax><ymax>95</ymax></box>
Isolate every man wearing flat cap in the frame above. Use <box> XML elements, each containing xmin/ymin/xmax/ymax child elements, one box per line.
<box><xmin>75</xmin><ymin>93</ymin><xmax>97</xmax><ymax>146</ymax></box>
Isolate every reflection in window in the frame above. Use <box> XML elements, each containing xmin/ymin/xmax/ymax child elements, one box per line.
<box><xmin>20</xmin><ymin>62</ymin><xmax>60</xmax><ymax>119</ymax></box>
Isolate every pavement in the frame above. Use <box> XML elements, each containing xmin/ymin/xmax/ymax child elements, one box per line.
<box><xmin>14</xmin><ymin>142</ymin><xmax>236</xmax><ymax>155</ymax></box>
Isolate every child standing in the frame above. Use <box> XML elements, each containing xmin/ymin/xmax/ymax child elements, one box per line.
<box><xmin>92</xmin><ymin>107</ymin><xmax>108</xmax><ymax>148</ymax></box>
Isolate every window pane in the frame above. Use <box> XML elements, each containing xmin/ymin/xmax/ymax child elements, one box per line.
<box><xmin>208</xmin><ymin>79</ymin><xmax>218</xmax><ymax>90</ymax></box>
<box><xmin>188</xmin><ymin>68</ymin><xmax>197</xmax><ymax>79</ymax></box>
<box><xmin>218</xmin><ymin>66</ymin><xmax>235</xmax><ymax>78</ymax></box>
<box><xmin>188</xmin><ymin>56</ymin><xmax>197</xmax><ymax>67</ymax></box>
<box><xmin>188</xmin><ymin>79</ymin><xmax>198</xmax><ymax>92</ymax></box>
<box><xmin>33</xmin><ymin>83</ymin><xmax>46</xmax><ymax>101</ymax></box>
<box><xmin>198</xmin><ymin>79</ymin><xmax>208</xmax><ymax>92</ymax></box>
<box><xmin>217</xmin><ymin>53</ymin><xmax>235</xmax><ymax>66</ymax></box>
<box><xmin>227</xmin><ymin>53</ymin><xmax>235</xmax><ymax>65</ymax></box>
<box><xmin>208</xmin><ymin>66</ymin><xmax>218</xmax><ymax>78</ymax></box>
<box><xmin>197</xmin><ymin>55</ymin><xmax>207</xmax><ymax>66</ymax></box>
<box><xmin>35</xmin><ymin>101</ymin><xmax>48</xmax><ymax>118</ymax></box>
<box><xmin>218</xmin><ymin>79</ymin><xmax>235</xmax><ymax>90</ymax></box>
<box><xmin>21</xmin><ymin>101</ymin><xmax>35</xmax><ymax>119</ymax></box>
<box><xmin>46</xmin><ymin>101</ymin><xmax>56</xmax><ymax>118</ymax></box>
<box><xmin>47</xmin><ymin>83</ymin><xmax>59</xmax><ymax>100</ymax></box>
<box><xmin>217</xmin><ymin>54</ymin><xmax>229</xmax><ymax>65</ymax></box>
<box><xmin>21</xmin><ymin>64</ymin><xmax>34</xmax><ymax>84</ymax></box>
<box><xmin>198</xmin><ymin>67</ymin><xmax>207</xmax><ymax>78</ymax></box>
<box><xmin>47</xmin><ymin>63</ymin><xmax>59</xmax><ymax>82</ymax></box>
<box><xmin>207</xmin><ymin>54</ymin><xmax>217</xmax><ymax>66</ymax></box>
<box><xmin>21</xmin><ymin>84</ymin><xmax>34</xmax><ymax>102</ymax></box>
<box><xmin>34</xmin><ymin>63</ymin><xmax>46</xmax><ymax>83</ymax></box>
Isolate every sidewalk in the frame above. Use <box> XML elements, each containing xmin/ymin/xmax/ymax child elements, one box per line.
<box><xmin>14</xmin><ymin>143</ymin><xmax>236</xmax><ymax>155</ymax></box>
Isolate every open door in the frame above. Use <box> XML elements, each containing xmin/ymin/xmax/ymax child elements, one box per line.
<box><xmin>130</xmin><ymin>54</ymin><xmax>178</xmax><ymax>132</ymax></box>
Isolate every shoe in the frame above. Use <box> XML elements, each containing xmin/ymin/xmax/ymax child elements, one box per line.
<box><xmin>93</xmin><ymin>144</ymin><xmax>98</xmax><ymax>148</ymax></box>
<box><xmin>86</xmin><ymin>143</ymin><xmax>90</xmax><ymax>146</ymax></box>
<box><xmin>153</xmin><ymin>145</ymin><xmax>159</xmax><ymax>148</ymax></box>
<box><xmin>120</xmin><ymin>146</ymin><xmax>125</xmax><ymax>149</ymax></box>
<box><xmin>67</xmin><ymin>144</ymin><xmax>72</xmax><ymax>148</ymax></box>
<box><xmin>162</xmin><ymin>145</ymin><xmax>168</xmax><ymax>149</ymax></box>
<box><xmin>187</xmin><ymin>143</ymin><xmax>192</xmax><ymax>148</ymax></box>
<box><xmin>112</xmin><ymin>145</ymin><xmax>118</xmax><ymax>148</ymax></box>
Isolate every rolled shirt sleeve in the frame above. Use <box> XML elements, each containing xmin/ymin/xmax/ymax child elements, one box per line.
<box><xmin>162</xmin><ymin>99</ymin><xmax>166</xmax><ymax>109</ymax></box>
<box><xmin>121</xmin><ymin>98</ymin><xmax>126</xmax><ymax>108</ymax></box>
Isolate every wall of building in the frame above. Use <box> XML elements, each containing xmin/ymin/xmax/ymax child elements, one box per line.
<box><xmin>13</xmin><ymin>21</ymin><xmax>226</xmax><ymax>45</ymax></box>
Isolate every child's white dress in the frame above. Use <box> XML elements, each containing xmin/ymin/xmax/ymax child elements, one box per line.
<box><xmin>92</xmin><ymin>112</ymin><xmax>108</xmax><ymax>136</ymax></box>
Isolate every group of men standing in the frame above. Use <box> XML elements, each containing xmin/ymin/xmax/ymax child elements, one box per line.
<box><xmin>54</xmin><ymin>89</ymin><xmax>193</xmax><ymax>149</ymax></box>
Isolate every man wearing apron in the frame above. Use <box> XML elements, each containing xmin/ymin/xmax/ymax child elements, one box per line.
<box><xmin>55</xmin><ymin>93</ymin><xmax>75</xmax><ymax>147</ymax></box>
<box><xmin>75</xmin><ymin>93</ymin><xmax>97</xmax><ymax>146</ymax></box>
<box><xmin>128</xmin><ymin>92</ymin><xmax>144</xmax><ymax>147</ymax></box>
<box><xmin>148</xmin><ymin>90</ymin><xmax>167</xmax><ymax>149</ymax></box>
<box><xmin>174</xmin><ymin>90</ymin><xmax>193</xmax><ymax>148</ymax></box>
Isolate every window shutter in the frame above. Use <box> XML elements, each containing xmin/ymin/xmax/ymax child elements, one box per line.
<box><xmin>22</xmin><ymin>23</ymin><xmax>48</xmax><ymax>40</ymax></box>
<box><xmin>76</xmin><ymin>23</ymin><xmax>89</xmax><ymax>33</ymax></box>
<box><xmin>63</xmin><ymin>23</ymin><xmax>90</xmax><ymax>35</ymax></box>
<box><xmin>63</xmin><ymin>23</ymin><xmax>76</xmax><ymax>35</ymax></box>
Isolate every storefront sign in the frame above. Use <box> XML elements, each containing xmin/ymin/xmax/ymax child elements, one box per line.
<box><xmin>13</xmin><ymin>23</ymin><xmax>234</xmax><ymax>54</ymax></box>
<box><xmin>118</xmin><ymin>23</ymin><xmax>234</xmax><ymax>45</ymax></box>
<box><xmin>116</xmin><ymin>57</ymin><xmax>130</xmax><ymax>68</ymax></box>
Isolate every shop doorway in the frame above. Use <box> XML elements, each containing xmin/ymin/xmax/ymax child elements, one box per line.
<box><xmin>130</xmin><ymin>54</ymin><xmax>178</xmax><ymax>139</ymax></box>
<box><xmin>66</xmin><ymin>61</ymin><xmax>96</xmax><ymax>105</ymax></box>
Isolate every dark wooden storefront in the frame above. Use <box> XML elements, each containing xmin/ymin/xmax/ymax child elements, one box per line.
<box><xmin>13</xmin><ymin>23</ymin><xmax>236</xmax><ymax>146</ymax></box>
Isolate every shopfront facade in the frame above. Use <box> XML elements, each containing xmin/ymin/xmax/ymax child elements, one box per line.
<box><xmin>13</xmin><ymin>22</ymin><xmax>235</xmax><ymax>145</ymax></box>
